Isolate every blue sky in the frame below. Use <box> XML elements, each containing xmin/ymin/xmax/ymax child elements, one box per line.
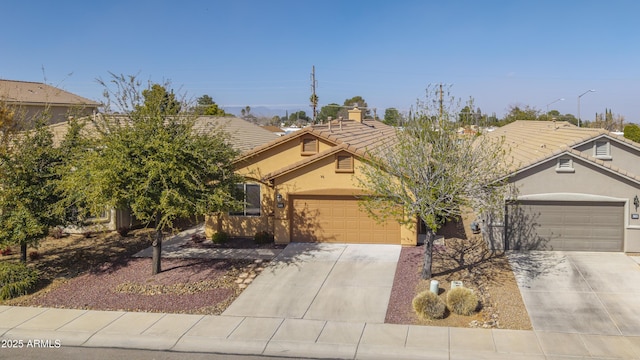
<box><xmin>2</xmin><ymin>1</ymin><xmax>639</xmax><ymax>121</ymax></box>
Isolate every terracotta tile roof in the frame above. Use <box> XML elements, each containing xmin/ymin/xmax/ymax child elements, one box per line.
<box><xmin>0</xmin><ymin>79</ymin><xmax>100</xmax><ymax>106</ymax></box>
<box><xmin>237</xmin><ymin>119</ymin><xmax>396</xmax><ymax>163</ymax></box>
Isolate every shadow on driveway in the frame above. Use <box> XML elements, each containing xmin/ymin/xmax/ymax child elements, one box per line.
<box><xmin>508</xmin><ymin>251</ymin><xmax>640</xmax><ymax>336</ymax></box>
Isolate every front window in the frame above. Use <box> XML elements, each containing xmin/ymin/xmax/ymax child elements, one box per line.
<box><xmin>230</xmin><ymin>183</ymin><xmax>261</xmax><ymax>216</ymax></box>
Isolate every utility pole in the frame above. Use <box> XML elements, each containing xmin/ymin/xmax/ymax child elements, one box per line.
<box><xmin>310</xmin><ymin>66</ymin><xmax>318</xmax><ymax>123</ymax></box>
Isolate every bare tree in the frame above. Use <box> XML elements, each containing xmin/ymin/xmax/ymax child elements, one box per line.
<box><xmin>358</xmin><ymin>86</ymin><xmax>512</xmax><ymax>279</ymax></box>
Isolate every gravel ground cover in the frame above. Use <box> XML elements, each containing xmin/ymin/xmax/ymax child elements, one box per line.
<box><xmin>2</xmin><ymin>224</ymin><xmax>532</xmax><ymax>329</ymax></box>
<box><xmin>22</xmin><ymin>257</ymin><xmax>255</xmax><ymax>314</ymax></box>
<box><xmin>385</xmin><ymin>231</ymin><xmax>532</xmax><ymax>330</ymax></box>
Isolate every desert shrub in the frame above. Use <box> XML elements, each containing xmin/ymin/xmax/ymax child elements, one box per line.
<box><xmin>0</xmin><ymin>262</ymin><xmax>39</xmax><ymax>300</ymax></box>
<box><xmin>412</xmin><ymin>290</ymin><xmax>446</xmax><ymax>320</ymax></box>
<box><xmin>212</xmin><ymin>231</ymin><xmax>229</xmax><ymax>244</ymax></box>
<box><xmin>446</xmin><ymin>287</ymin><xmax>478</xmax><ymax>316</ymax></box>
<box><xmin>254</xmin><ymin>231</ymin><xmax>274</xmax><ymax>244</ymax></box>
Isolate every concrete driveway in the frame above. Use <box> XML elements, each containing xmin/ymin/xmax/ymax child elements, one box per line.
<box><xmin>508</xmin><ymin>251</ymin><xmax>640</xmax><ymax>336</ymax></box>
<box><xmin>222</xmin><ymin>243</ymin><xmax>400</xmax><ymax>324</ymax></box>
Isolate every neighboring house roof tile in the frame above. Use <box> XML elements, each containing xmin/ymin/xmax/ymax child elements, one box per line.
<box><xmin>487</xmin><ymin>120</ymin><xmax>607</xmax><ymax>171</ymax></box>
<box><xmin>192</xmin><ymin>116</ymin><xmax>279</xmax><ymax>153</ymax></box>
<box><xmin>489</xmin><ymin>120</ymin><xmax>640</xmax><ymax>184</ymax></box>
<box><xmin>261</xmin><ymin>125</ymin><xmax>285</xmax><ymax>133</ymax></box>
<box><xmin>47</xmin><ymin>115</ymin><xmax>277</xmax><ymax>153</ymax></box>
<box><xmin>0</xmin><ymin>79</ymin><xmax>100</xmax><ymax>106</ymax></box>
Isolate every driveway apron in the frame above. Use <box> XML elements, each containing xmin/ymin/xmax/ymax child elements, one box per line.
<box><xmin>222</xmin><ymin>243</ymin><xmax>401</xmax><ymax>324</ymax></box>
<box><xmin>508</xmin><ymin>251</ymin><xmax>640</xmax><ymax>336</ymax></box>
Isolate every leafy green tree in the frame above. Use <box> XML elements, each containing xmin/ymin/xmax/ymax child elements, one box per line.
<box><xmin>140</xmin><ymin>84</ymin><xmax>181</xmax><ymax>115</ymax></box>
<box><xmin>0</xmin><ymin>115</ymin><xmax>62</xmax><ymax>262</ymax></box>
<box><xmin>624</xmin><ymin>123</ymin><xmax>640</xmax><ymax>143</ymax></box>
<box><xmin>340</xmin><ymin>96</ymin><xmax>370</xmax><ymax>119</ymax></box>
<box><xmin>501</xmin><ymin>105</ymin><xmax>540</xmax><ymax>125</ymax></box>
<box><xmin>195</xmin><ymin>95</ymin><xmax>228</xmax><ymax>116</ymax></box>
<box><xmin>358</xmin><ymin>88</ymin><xmax>511</xmax><ymax>279</ymax></box>
<box><xmin>288</xmin><ymin>110</ymin><xmax>311</xmax><ymax>123</ymax></box>
<box><xmin>59</xmin><ymin>74</ymin><xmax>243</xmax><ymax>274</ymax></box>
<box><xmin>317</xmin><ymin>103</ymin><xmax>341</xmax><ymax>122</ymax></box>
<box><xmin>383</xmin><ymin>108</ymin><xmax>402</xmax><ymax>126</ymax></box>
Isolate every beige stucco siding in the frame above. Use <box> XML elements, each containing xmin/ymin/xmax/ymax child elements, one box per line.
<box><xmin>210</xmin><ymin>142</ymin><xmax>417</xmax><ymax>245</ymax></box>
<box><xmin>235</xmin><ymin>135</ymin><xmax>335</xmax><ymax>180</ymax></box>
<box><xmin>510</xmin><ymin>156</ymin><xmax>640</xmax><ymax>251</ymax></box>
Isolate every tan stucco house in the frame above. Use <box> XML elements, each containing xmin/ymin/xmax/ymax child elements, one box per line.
<box><xmin>485</xmin><ymin>120</ymin><xmax>640</xmax><ymax>252</ymax></box>
<box><xmin>206</xmin><ymin>108</ymin><xmax>418</xmax><ymax>245</ymax></box>
<box><xmin>0</xmin><ymin>79</ymin><xmax>101</xmax><ymax>127</ymax></box>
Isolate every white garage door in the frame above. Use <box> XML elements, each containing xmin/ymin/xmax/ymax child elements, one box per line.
<box><xmin>506</xmin><ymin>201</ymin><xmax>624</xmax><ymax>251</ymax></box>
<box><xmin>291</xmin><ymin>196</ymin><xmax>400</xmax><ymax>244</ymax></box>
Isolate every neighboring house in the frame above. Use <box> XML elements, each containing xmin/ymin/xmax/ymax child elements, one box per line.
<box><xmin>485</xmin><ymin>120</ymin><xmax>640</xmax><ymax>252</ymax></box>
<box><xmin>206</xmin><ymin>107</ymin><xmax>418</xmax><ymax>245</ymax></box>
<box><xmin>48</xmin><ymin>116</ymin><xmax>279</xmax><ymax>232</ymax></box>
<box><xmin>0</xmin><ymin>79</ymin><xmax>100</xmax><ymax>127</ymax></box>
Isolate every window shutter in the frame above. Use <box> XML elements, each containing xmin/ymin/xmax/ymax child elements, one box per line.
<box><xmin>302</xmin><ymin>138</ymin><xmax>317</xmax><ymax>153</ymax></box>
<box><xmin>558</xmin><ymin>158</ymin><xmax>572</xmax><ymax>169</ymax></box>
<box><xmin>595</xmin><ymin>141</ymin><xmax>609</xmax><ymax>157</ymax></box>
<box><xmin>336</xmin><ymin>155</ymin><xmax>353</xmax><ymax>172</ymax></box>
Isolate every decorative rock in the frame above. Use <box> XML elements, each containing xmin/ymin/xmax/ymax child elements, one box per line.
<box><xmin>238</xmin><ymin>284</ymin><xmax>247</xmax><ymax>289</ymax></box>
<box><xmin>255</xmin><ymin>267</ymin><xmax>264</xmax><ymax>272</ymax></box>
<box><xmin>247</xmin><ymin>264</ymin><xmax>257</xmax><ymax>269</ymax></box>
<box><xmin>254</xmin><ymin>259</ymin><xmax>263</xmax><ymax>264</ymax></box>
<box><xmin>238</xmin><ymin>272</ymin><xmax>249</xmax><ymax>279</ymax></box>
<box><xmin>243</xmin><ymin>278</ymin><xmax>252</xmax><ymax>284</ymax></box>
<box><xmin>234</xmin><ymin>278</ymin><xmax>244</xmax><ymax>284</ymax></box>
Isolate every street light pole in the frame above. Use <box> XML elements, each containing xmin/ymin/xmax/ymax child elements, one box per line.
<box><xmin>577</xmin><ymin>89</ymin><xmax>596</xmax><ymax>128</ymax></box>
<box><xmin>546</xmin><ymin>98</ymin><xmax>565</xmax><ymax>119</ymax></box>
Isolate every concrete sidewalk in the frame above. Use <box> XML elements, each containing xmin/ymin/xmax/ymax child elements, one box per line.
<box><xmin>3</xmin><ymin>306</ymin><xmax>640</xmax><ymax>359</ymax></box>
<box><xmin>4</xmin><ymin>230</ymin><xmax>640</xmax><ymax>359</ymax></box>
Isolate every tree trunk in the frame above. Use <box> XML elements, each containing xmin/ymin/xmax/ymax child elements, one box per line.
<box><xmin>421</xmin><ymin>231</ymin><xmax>435</xmax><ymax>279</ymax></box>
<box><xmin>20</xmin><ymin>243</ymin><xmax>27</xmax><ymax>263</ymax></box>
<box><xmin>152</xmin><ymin>213</ymin><xmax>163</xmax><ymax>275</ymax></box>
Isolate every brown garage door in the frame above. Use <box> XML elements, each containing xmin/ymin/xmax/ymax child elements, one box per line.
<box><xmin>506</xmin><ymin>201</ymin><xmax>624</xmax><ymax>251</ymax></box>
<box><xmin>291</xmin><ymin>196</ymin><xmax>400</xmax><ymax>244</ymax></box>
